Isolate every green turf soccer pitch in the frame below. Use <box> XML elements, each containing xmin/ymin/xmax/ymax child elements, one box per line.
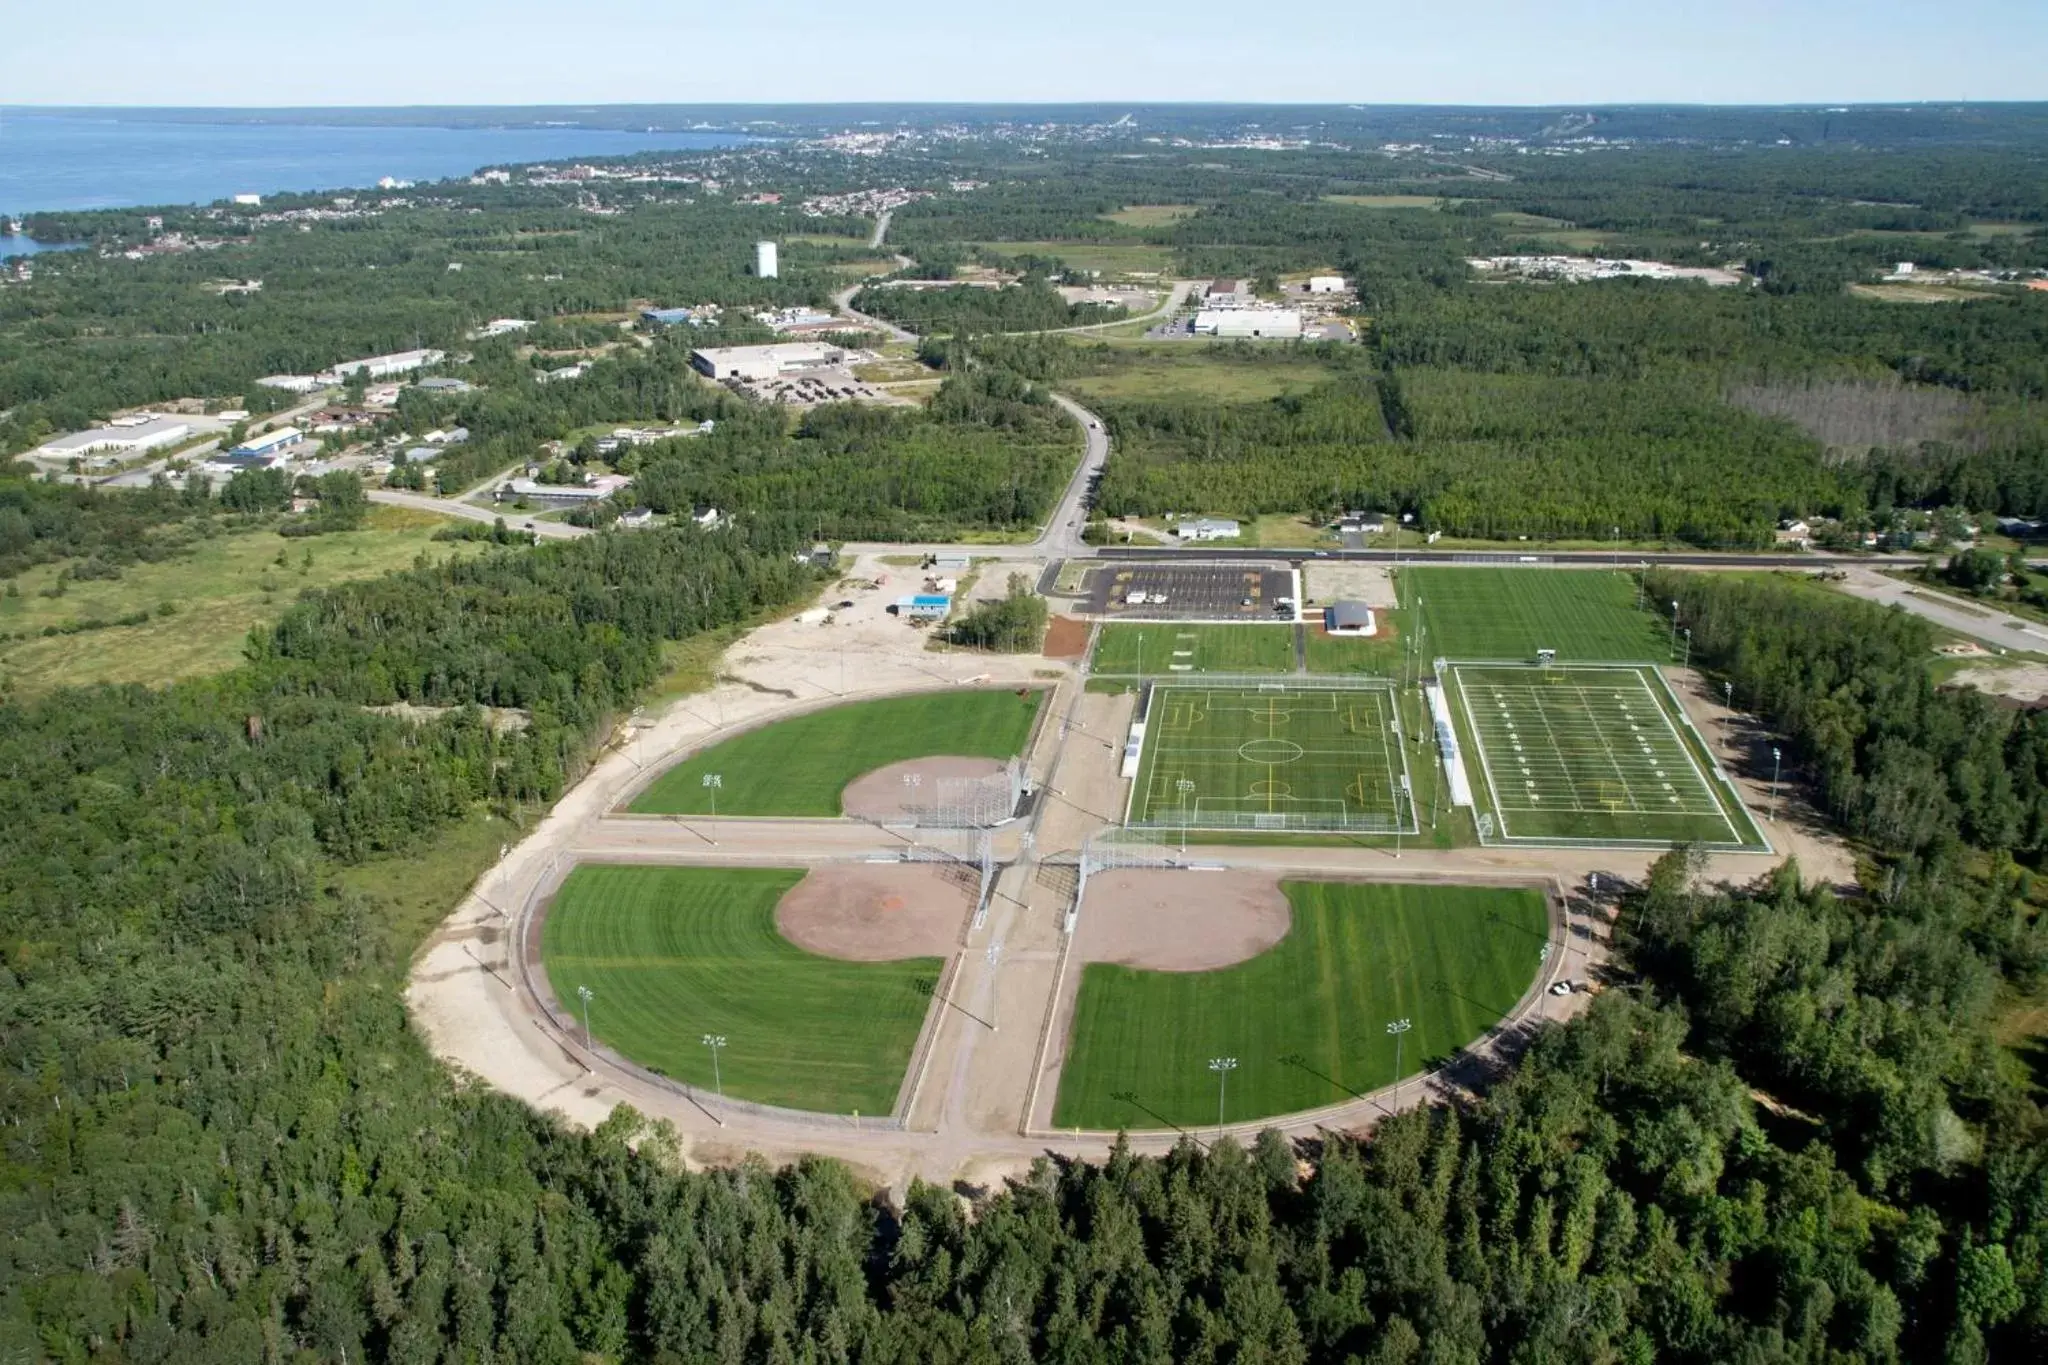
<box><xmin>1128</xmin><ymin>683</ymin><xmax>1413</xmax><ymax>833</ymax></box>
<box><xmin>630</xmin><ymin>688</ymin><xmax>1042</xmax><ymax>817</ymax></box>
<box><xmin>540</xmin><ymin>865</ymin><xmax>939</xmax><ymax>1115</ymax></box>
<box><xmin>1052</xmin><ymin>881</ymin><xmax>1550</xmax><ymax>1129</ymax></box>
<box><xmin>1405</xmin><ymin>567</ymin><xmax>1669</xmax><ymax>662</ymax></box>
<box><xmin>1447</xmin><ymin>662</ymin><xmax>1768</xmax><ymax>849</ymax></box>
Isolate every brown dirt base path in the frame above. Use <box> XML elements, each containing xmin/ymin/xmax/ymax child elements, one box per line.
<box><xmin>1074</xmin><ymin>868</ymin><xmax>1292</xmax><ymax>971</ymax></box>
<box><xmin>841</xmin><ymin>757</ymin><xmax>1006</xmax><ymax>821</ymax></box>
<box><xmin>775</xmin><ymin>864</ymin><xmax>971</xmax><ymax>961</ymax></box>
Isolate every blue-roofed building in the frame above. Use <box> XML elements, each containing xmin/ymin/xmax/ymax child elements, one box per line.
<box><xmin>641</xmin><ymin>307</ymin><xmax>710</xmax><ymax>327</ymax></box>
<box><xmin>892</xmin><ymin>594</ymin><xmax>951</xmax><ymax>620</ymax></box>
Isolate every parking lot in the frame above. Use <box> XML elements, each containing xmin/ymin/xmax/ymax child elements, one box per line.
<box><xmin>1084</xmin><ymin>562</ymin><xmax>1297</xmax><ymax>621</ymax></box>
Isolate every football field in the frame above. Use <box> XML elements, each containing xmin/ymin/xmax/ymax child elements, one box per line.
<box><xmin>1447</xmin><ymin>663</ymin><xmax>1766</xmax><ymax>848</ymax></box>
<box><xmin>1129</xmin><ymin>683</ymin><xmax>1413</xmax><ymax>832</ymax></box>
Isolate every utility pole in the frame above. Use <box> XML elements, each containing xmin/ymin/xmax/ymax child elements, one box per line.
<box><xmin>701</xmin><ymin>772</ymin><xmax>722</xmax><ymax>845</ymax></box>
<box><xmin>576</xmin><ymin>985</ymin><xmax>594</xmax><ymax>1051</ymax></box>
<box><xmin>1681</xmin><ymin>627</ymin><xmax>1692</xmax><ymax>670</ymax></box>
<box><xmin>1770</xmin><ymin>746</ymin><xmax>1782</xmax><ymax>821</ymax></box>
<box><xmin>1208</xmin><ymin>1056</ymin><xmax>1237</xmax><ymax>1139</ymax></box>
<box><xmin>701</xmin><ymin>1033</ymin><xmax>726</xmax><ymax>1098</ymax></box>
<box><xmin>985</xmin><ymin>938</ymin><xmax>1004</xmax><ymax>1031</ymax></box>
<box><xmin>1386</xmin><ymin>1017</ymin><xmax>1412</xmax><ymax>1087</ymax></box>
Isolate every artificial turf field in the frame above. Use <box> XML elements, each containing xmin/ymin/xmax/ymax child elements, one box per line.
<box><xmin>1052</xmin><ymin>881</ymin><xmax>1549</xmax><ymax>1129</ymax></box>
<box><xmin>630</xmin><ymin>688</ymin><xmax>1042</xmax><ymax>816</ymax></box>
<box><xmin>1404</xmin><ymin>567</ymin><xmax>1669</xmax><ymax>662</ymax></box>
<box><xmin>1092</xmin><ymin>623</ymin><xmax>1296</xmax><ymax>676</ymax></box>
<box><xmin>1129</xmin><ymin>683</ymin><xmax>1411</xmax><ymax>832</ymax></box>
<box><xmin>1448</xmin><ymin>662</ymin><xmax>1765</xmax><ymax>848</ymax></box>
<box><xmin>540</xmin><ymin>865</ymin><xmax>937</xmax><ymax>1114</ymax></box>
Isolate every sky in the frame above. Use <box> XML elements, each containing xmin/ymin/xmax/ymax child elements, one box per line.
<box><xmin>3</xmin><ymin>0</ymin><xmax>2044</xmax><ymax>107</ymax></box>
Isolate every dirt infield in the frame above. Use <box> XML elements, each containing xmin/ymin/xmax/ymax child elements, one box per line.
<box><xmin>1042</xmin><ymin>615</ymin><xmax>1091</xmax><ymax>660</ymax></box>
<box><xmin>775</xmin><ymin>864</ymin><xmax>971</xmax><ymax>961</ymax></box>
<box><xmin>1075</xmin><ymin>868</ymin><xmax>1291</xmax><ymax>971</ymax></box>
<box><xmin>842</xmin><ymin>756</ymin><xmax>1007</xmax><ymax>821</ymax></box>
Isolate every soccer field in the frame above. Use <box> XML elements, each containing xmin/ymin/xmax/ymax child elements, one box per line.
<box><xmin>1405</xmin><ymin>567</ymin><xmax>1669</xmax><ymax>662</ymax></box>
<box><xmin>1092</xmin><ymin>623</ymin><xmax>1295</xmax><ymax>675</ymax></box>
<box><xmin>1447</xmin><ymin>663</ymin><xmax>1766</xmax><ymax>848</ymax></box>
<box><xmin>1053</xmin><ymin>881</ymin><xmax>1550</xmax><ymax>1129</ymax></box>
<box><xmin>1129</xmin><ymin>683</ymin><xmax>1413</xmax><ymax>832</ymax></box>
<box><xmin>540</xmin><ymin>865</ymin><xmax>938</xmax><ymax>1114</ymax></box>
<box><xmin>630</xmin><ymin>689</ymin><xmax>1042</xmax><ymax>816</ymax></box>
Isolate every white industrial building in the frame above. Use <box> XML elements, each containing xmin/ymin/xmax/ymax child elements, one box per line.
<box><xmin>320</xmin><ymin>348</ymin><xmax>447</xmax><ymax>382</ymax></box>
<box><xmin>469</xmin><ymin>318</ymin><xmax>533</xmax><ymax>339</ymax></box>
<box><xmin>1193</xmin><ymin>308</ymin><xmax>1302</xmax><ymax>339</ymax></box>
<box><xmin>755</xmin><ymin>240</ymin><xmax>779</xmax><ymax>279</ymax></box>
<box><xmin>1179</xmin><ymin>517</ymin><xmax>1242</xmax><ymax>541</ymax></box>
<box><xmin>1306</xmin><ymin>275</ymin><xmax>1349</xmax><ymax>293</ymax></box>
<box><xmin>256</xmin><ymin>375</ymin><xmax>324</xmax><ymax>394</ymax></box>
<box><xmin>229</xmin><ymin>427</ymin><xmax>304</xmax><ymax>459</ymax></box>
<box><xmin>691</xmin><ymin>342</ymin><xmax>842</xmax><ymax>383</ymax></box>
<box><xmin>38</xmin><ymin>415</ymin><xmax>193</xmax><ymax>459</ymax></box>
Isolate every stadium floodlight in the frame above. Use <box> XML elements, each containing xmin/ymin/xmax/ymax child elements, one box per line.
<box><xmin>1681</xmin><ymin>627</ymin><xmax>1693</xmax><ymax>669</ymax></box>
<box><xmin>1176</xmin><ymin>778</ymin><xmax>1196</xmax><ymax>852</ymax></box>
<box><xmin>701</xmin><ymin>1033</ymin><xmax>727</xmax><ymax>1098</ymax></box>
<box><xmin>1724</xmin><ymin>680</ymin><xmax>1733</xmax><ymax>709</ymax></box>
<box><xmin>1386</xmin><ymin>1017</ymin><xmax>1413</xmax><ymax>1087</ymax></box>
<box><xmin>576</xmin><ymin>985</ymin><xmax>595</xmax><ymax>1050</ymax></box>
<box><xmin>701</xmin><ymin>772</ymin><xmax>722</xmax><ymax>844</ymax></box>
<box><xmin>1771</xmin><ymin>746</ymin><xmax>1782</xmax><ymax>820</ymax></box>
<box><xmin>1668</xmin><ymin>601</ymin><xmax>1680</xmax><ymax>652</ymax></box>
<box><xmin>1207</xmin><ymin>1057</ymin><xmax>1237</xmax><ymax>1137</ymax></box>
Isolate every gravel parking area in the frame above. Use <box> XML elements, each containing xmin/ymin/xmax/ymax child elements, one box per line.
<box><xmin>1085</xmin><ymin>563</ymin><xmax>1295</xmax><ymax>621</ymax></box>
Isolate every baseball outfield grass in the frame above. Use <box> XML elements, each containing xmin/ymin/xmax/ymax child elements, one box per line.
<box><xmin>1052</xmin><ymin>881</ymin><xmax>1549</xmax><ymax>1130</ymax></box>
<box><xmin>540</xmin><ymin>865</ymin><xmax>939</xmax><ymax>1115</ymax></box>
<box><xmin>629</xmin><ymin>688</ymin><xmax>1043</xmax><ymax>816</ymax></box>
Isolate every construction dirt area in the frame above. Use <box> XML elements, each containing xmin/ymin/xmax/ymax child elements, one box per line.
<box><xmin>774</xmin><ymin>864</ymin><xmax>971</xmax><ymax>960</ymax></box>
<box><xmin>404</xmin><ymin>544</ymin><xmax>1858</xmax><ymax>1195</ymax></box>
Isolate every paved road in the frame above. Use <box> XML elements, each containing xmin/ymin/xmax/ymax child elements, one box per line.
<box><xmin>832</xmin><ymin>277</ymin><xmax>919</xmax><ymax>344</ymax></box>
<box><xmin>100</xmin><ymin>391</ymin><xmax>333</xmax><ymax>488</ymax></box>
<box><xmin>369</xmin><ymin>487</ymin><xmax>590</xmax><ymax>540</ymax></box>
<box><xmin>869</xmin><ymin>209</ymin><xmax>892</xmax><ymax>250</ymax></box>
<box><xmin>1834</xmin><ymin>567</ymin><xmax>2048</xmax><ymax>654</ymax></box>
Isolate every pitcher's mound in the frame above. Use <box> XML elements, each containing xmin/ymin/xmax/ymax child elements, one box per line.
<box><xmin>1076</xmin><ymin>869</ymin><xmax>1291</xmax><ymax>971</ymax></box>
<box><xmin>842</xmin><ymin>756</ymin><xmax>1008</xmax><ymax>821</ymax></box>
<box><xmin>775</xmin><ymin>864</ymin><xmax>970</xmax><ymax>961</ymax></box>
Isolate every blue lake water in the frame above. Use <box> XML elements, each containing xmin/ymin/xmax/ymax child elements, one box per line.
<box><xmin>0</xmin><ymin>111</ymin><xmax>748</xmax><ymax>216</ymax></box>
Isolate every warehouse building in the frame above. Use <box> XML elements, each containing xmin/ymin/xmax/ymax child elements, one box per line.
<box><xmin>690</xmin><ymin>342</ymin><xmax>842</xmax><ymax>383</ymax></box>
<box><xmin>1192</xmin><ymin>308</ymin><xmax>1302</xmax><ymax>339</ymax></box>
<box><xmin>38</xmin><ymin>415</ymin><xmax>193</xmax><ymax>459</ymax></box>
<box><xmin>320</xmin><ymin>348</ymin><xmax>446</xmax><ymax>382</ymax></box>
<box><xmin>1179</xmin><ymin>517</ymin><xmax>1242</xmax><ymax>542</ymax></box>
<box><xmin>228</xmin><ymin>426</ymin><xmax>304</xmax><ymax>459</ymax></box>
<box><xmin>891</xmin><ymin>594</ymin><xmax>951</xmax><ymax>620</ymax></box>
<box><xmin>1306</xmin><ymin>275</ymin><xmax>1349</xmax><ymax>293</ymax></box>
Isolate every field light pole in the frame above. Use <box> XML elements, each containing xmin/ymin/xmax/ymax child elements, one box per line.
<box><xmin>1770</xmin><ymin>746</ymin><xmax>1782</xmax><ymax>821</ymax></box>
<box><xmin>701</xmin><ymin>772</ymin><xmax>722</xmax><ymax>845</ymax></box>
<box><xmin>1668</xmin><ymin>600</ymin><xmax>1680</xmax><ymax>655</ymax></box>
<box><xmin>1386</xmin><ymin>1017</ymin><xmax>1412</xmax><ymax>1088</ymax></box>
<box><xmin>1681</xmin><ymin>627</ymin><xmax>1692</xmax><ymax>670</ymax></box>
<box><xmin>576</xmin><ymin>985</ymin><xmax>594</xmax><ymax>1052</ymax></box>
<box><xmin>701</xmin><ymin>1033</ymin><xmax>726</xmax><ymax>1098</ymax></box>
<box><xmin>1177</xmin><ymin>778</ymin><xmax>1196</xmax><ymax>853</ymax></box>
<box><xmin>1208</xmin><ymin>1057</ymin><xmax>1237</xmax><ymax>1138</ymax></box>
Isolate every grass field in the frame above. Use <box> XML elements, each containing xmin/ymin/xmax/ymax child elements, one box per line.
<box><xmin>1053</xmin><ymin>881</ymin><xmax>1549</xmax><ymax>1128</ymax></box>
<box><xmin>1093</xmin><ymin>623</ymin><xmax>1295</xmax><ymax>676</ymax></box>
<box><xmin>979</xmin><ymin>240</ymin><xmax>1177</xmax><ymax>276</ymax></box>
<box><xmin>1324</xmin><ymin>194</ymin><xmax>1447</xmax><ymax>210</ymax></box>
<box><xmin>0</xmin><ymin>507</ymin><xmax>484</xmax><ymax>695</ymax></box>
<box><xmin>1102</xmin><ymin>205</ymin><xmax>1202</xmax><ymax>227</ymax></box>
<box><xmin>630</xmin><ymin>689</ymin><xmax>1043</xmax><ymax>816</ymax></box>
<box><xmin>1304</xmin><ymin>623</ymin><xmax>1408</xmax><ymax>676</ymax></box>
<box><xmin>1067</xmin><ymin>349</ymin><xmax>1353</xmax><ymax>403</ymax></box>
<box><xmin>1404</xmin><ymin>567</ymin><xmax>1669</xmax><ymax>663</ymax></box>
<box><xmin>1447</xmin><ymin>662</ymin><xmax>1764</xmax><ymax>847</ymax></box>
<box><xmin>541</xmin><ymin>865</ymin><xmax>936</xmax><ymax>1114</ymax></box>
<box><xmin>1129</xmin><ymin>683</ymin><xmax>1411</xmax><ymax>832</ymax></box>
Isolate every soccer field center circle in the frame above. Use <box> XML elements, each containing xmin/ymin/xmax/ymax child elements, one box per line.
<box><xmin>1237</xmin><ymin>737</ymin><xmax>1305</xmax><ymax>765</ymax></box>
